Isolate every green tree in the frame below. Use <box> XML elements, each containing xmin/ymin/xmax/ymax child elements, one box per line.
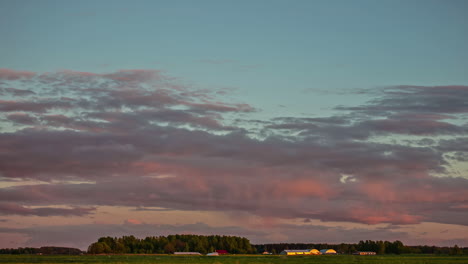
<box><xmin>164</xmin><ymin>243</ymin><xmax>175</xmax><ymax>254</ymax></box>
<box><xmin>115</xmin><ymin>242</ymin><xmax>125</xmax><ymax>253</ymax></box>
<box><xmin>450</xmin><ymin>245</ymin><xmax>463</xmax><ymax>255</ymax></box>
<box><xmin>88</xmin><ymin>242</ymin><xmax>111</xmax><ymax>254</ymax></box>
<box><xmin>377</xmin><ymin>241</ymin><xmax>386</xmax><ymax>255</ymax></box>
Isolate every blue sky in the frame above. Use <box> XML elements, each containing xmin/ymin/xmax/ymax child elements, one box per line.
<box><xmin>1</xmin><ymin>0</ymin><xmax>468</xmax><ymax>249</ymax></box>
<box><xmin>2</xmin><ymin>0</ymin><xmax>468</xmax><ymax>111</ymax></box>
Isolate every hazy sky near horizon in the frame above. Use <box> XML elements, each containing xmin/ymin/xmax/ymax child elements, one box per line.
<box><xmin>1</xmin><ymin>0</ymin><xmax>468</xmax><ymax>249</ymax></box>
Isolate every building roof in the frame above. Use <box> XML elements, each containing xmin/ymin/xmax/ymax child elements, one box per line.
<box><xmin>282</xmin><ymin>249</ymin><xmax>314</xmax><ymax>252</ymax></box>
<box><xmin>319</xmin><ymin>249</ymin><xmax>337</xmax><ymax>254</ymax></box>
<box><xmin>174</xmin><ymin>252</ymin><xmax>201</xmax><ymax>255</ymax></box>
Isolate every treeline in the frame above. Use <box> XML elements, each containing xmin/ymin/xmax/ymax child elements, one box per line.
<box><xmin>0</xmin><ymin>246</ymin><xmax>83</xmax><ymax>255</ymax></box>
<box><xmin>88</xmin><ymin>234</ymin><xmax>255</xmax><ymax>254</ymax></box>
<box><xmin>0</xmin><ymin>248</ymin><xmax>39</xmax><ymax>254</ymax></box>
<box><xmin>254</xmin><ymin>240</ymin><xmax>468</xmax><ymax>255</ymax></box>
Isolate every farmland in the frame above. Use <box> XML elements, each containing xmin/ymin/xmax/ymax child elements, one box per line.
<box><xmin>1</xmin><ymin>254</ymin><xmax>468</xmax><ymax>264</ymax></box>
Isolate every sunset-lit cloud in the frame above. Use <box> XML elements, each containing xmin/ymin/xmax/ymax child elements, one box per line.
<box><xmin>1</xmin><ymin>0</ymin><xmax>467</xmax><ymax>250</ymax></box>
<box><xmin>1</xmin><ymin>69</ymin><xmax>467</xmax><ymax>239</ymax></box>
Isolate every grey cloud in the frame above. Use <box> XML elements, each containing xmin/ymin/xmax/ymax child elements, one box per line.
<box><xmin>0</xmin><ymin>99</ymin><xmax>73</xmax><ymax>113</ymax></box>
<box><xmin>0</xmin><ymin>203</ymin><xmax>95</xmax><ymax>217</ymax></box>
<box><xmin>6</xmin><ymin>113</ymin><xmax>38</xmax><ymax>125</ymax></box>
<box><xmin>337</xmin><ymin>85</ymin><xmax>468</xmax><ymax>115</ymax></box>
<box><xmin>1</xmin><ymin>88</ymin><xmax>36</xmax><ymax>97</ymax></box>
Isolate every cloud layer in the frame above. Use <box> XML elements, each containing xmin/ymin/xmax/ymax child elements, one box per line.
<box><xmin>1</xmin><ymin>68</ymin><xmax>467</xmax><ymax>247</ymax></box>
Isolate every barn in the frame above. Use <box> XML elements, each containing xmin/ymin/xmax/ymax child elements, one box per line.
<box><xmin>309</xmin><ymin>249</ymin><xmax>320</xmax><ymax>255</ymax></box>
<box><xmin>319</xmin><ymin>249</ymin><xmax>337</xmax><ymax>254</ymax></box>
<box><xmin>280</xmin><ymin>249</ymin><xmax>320</xmax><ymax>255</ymax></box>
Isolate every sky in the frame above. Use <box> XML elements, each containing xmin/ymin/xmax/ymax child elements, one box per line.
<box><xmin>0</xmin><ymin>0</ymin><xmax>468</xmax><ymax>250</ymax></box>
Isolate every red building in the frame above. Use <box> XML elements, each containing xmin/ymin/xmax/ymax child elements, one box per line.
<box><xmin>216</xmin><ymin>250</ymin><xmax>229</xmax><ymax>255</ymax></box>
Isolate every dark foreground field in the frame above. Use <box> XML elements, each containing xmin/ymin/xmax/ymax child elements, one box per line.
<box><xmin>1</xmin><ymin>254</ymin><xmax>468</xmax><ymax>264</ymax></box>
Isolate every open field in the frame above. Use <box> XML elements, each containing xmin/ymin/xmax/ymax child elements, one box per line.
<box><xmin>1</xmin><ymin>254</ymin><xmax>468</xmax><ymax>264</ymax></box>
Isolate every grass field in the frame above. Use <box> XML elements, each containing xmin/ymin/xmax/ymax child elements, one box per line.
<box><xmin>1</xmin><ymin>254</ymin><xmax>467</xmax><ymax>264</ymax></box>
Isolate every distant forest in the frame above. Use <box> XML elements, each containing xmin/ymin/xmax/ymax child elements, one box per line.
<box><xmin>0</xmin><ymin>247</ymin><xmax>83</xmax><ymax>255</ymax></box>
<box><xmin>1</xmin><ymin>236</ymin><xmax>467</xmax><ymax>255</ymax></box>
<box><xmin>87</xmin><ymin>235</ymin><xmax>255</xmax><ymax>254</ymax></box>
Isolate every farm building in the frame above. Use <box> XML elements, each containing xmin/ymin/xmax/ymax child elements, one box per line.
<box><xmin>319</xmin><ymin>249</ymin><xmax>337</xmax><ymax>254</ymax></box>
<box><xmin>280</xmin><ymin>249</ymin><xmax>320</xmax><ymax>255</ymax></box>
<box><xmin>353</xmin><ymin>251</ymin><xmax>376</xmax><ymax>255</ymax></box>
<box><xmin>206</xmin><ymin>252</ymin><xmax>219</xmax><ymax>256</ymax></box>
<box><xmin>216</xmin><ymin>250</ymin><xmax>229</xmax><ymax>255</ymax></box>
<box><xmin>173</xmin><ymin>252</ymin><xmax>201</xmax><ymax>255</ymax></box>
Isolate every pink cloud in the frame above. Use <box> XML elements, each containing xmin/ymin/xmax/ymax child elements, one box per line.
<box><xmin>360</xmin><ymin>181</ymin><xmax>398</xmax><ymax>202</ymax></box>
<box><xmin>125</xmin><ymin>219</ymin><xmax>143</xmax><ymax>225</ymax></box>
<box><xmin>0</xmin><ymin>68</ymin><xmax>35</xmax><ymax>80</ymax></box>
<box><xmin>348</xmin><ymin>209</ymin><xmax>422</xmax><ymax>225</ymax></box>
<box><xmin>270</xmin><ymin>179</ymin><xmax>336</xmax><ymax>199</ymax></box>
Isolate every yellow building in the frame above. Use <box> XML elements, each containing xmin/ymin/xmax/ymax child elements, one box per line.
<box><xmin>279</xmin><ymin>249</ymin><xmax>321</xmax><ymax>255</ymax></box>
<box><xmin>319</xmin><ymin>249</ymin><xmax>337</xmax><ymax>254</ymax></box>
